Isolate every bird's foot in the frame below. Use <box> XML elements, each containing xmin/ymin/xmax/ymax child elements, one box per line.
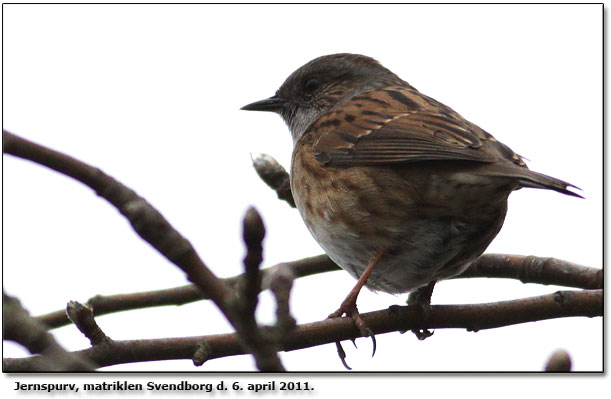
<box><xmin>407</xmin><ymin>280</ymin><xmax>437</xmax><ymax>340</ymax></box>
<box><xmin>328</xmin><ymin>296</ymin><xmax>373</xmax><ymax>338</ymax></box>
<box><xmin>328</xmin><ymin>295</ymin><xmax>377</xmax><ymax>369</ymax></box>
<box><xmin>327</xmin><ymin>250</ymin><xmax>385</xmax><ymax>369</ymax></box>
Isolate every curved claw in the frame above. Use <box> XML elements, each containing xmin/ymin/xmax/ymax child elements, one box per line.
<box><xmin>336</xmin><ymin>341</ymin><xmax>352</xmax><ymax>370</ymax></box>
<box><xmin>364</xmin><ymin>328</ymin><xmax>377</xmax><ymax>357</ymax></box>
<box><xmin>351</xmin><ymin>338</ymin><xmax>358</xmax><ymax>349</ymax></box>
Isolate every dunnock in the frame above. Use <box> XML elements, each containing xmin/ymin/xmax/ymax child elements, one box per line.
<box><xmin>242</xmin><ymin>53</ymin><xmax>581</xmax><ymax>341</ymax></box>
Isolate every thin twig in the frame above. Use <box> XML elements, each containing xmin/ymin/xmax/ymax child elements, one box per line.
<box><xmin>192</xmin><ymin>342</ymin><xmax>212</xmax><ymax>367</ymax></box>
<box><xmin>252</xmin><ymin>154</ymin><xmax>295</xmax><ymax>207</ymax></box>
<box><xmin>241</xmin><ymin>207</ymin><xmax>265</xmax><ymax>318</ymax></box>
<box><xmin>4</xmin><ymin>289</ymin><xmax>601</xmax><ymax>371</ymax></box>
<box><xmin>268</xmin><ymin>265</ymin><xmax>297</xmax><ymax>333</ymax></box>
<box><xmin>66</xmin><ymin>301</ymin><xmax>111</xmax><ymax>346</ymax></box>
<box><xmin>234</xmin><ymin>207</ymin><xmax>285</xmax><ymax>371</ymax></box>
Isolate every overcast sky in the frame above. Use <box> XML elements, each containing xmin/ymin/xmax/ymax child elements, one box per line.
<box><xmin>1</xmin><ymin>3</ymin><xmax>604</xmax><ymax>397</ymax></box>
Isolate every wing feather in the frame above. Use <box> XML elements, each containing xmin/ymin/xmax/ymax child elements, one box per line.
<box><xmin>312</xmin><ymin>88</ymin><xmax>499</xmax><ymax>166</ymax></box>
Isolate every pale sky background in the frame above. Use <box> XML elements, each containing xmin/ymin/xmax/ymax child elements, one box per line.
<box><xmin>1</xmin><ymin>3</ymin><xmax>605</xmax><ymax>397</ymax></box>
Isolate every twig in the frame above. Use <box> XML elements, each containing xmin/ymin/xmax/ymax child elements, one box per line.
<box><xmin>241</xmin><ymin>207</ymin><xmax>265</xmax><ymax>318</ymax></box>
<box><xmin>252</xmin><ymin>154</ymin><xmax>295</xmax><ymax>207</ymax></box>
<box><xmin>268</xmin><ymin>265</ymin><xmax>297</xmax><ymax>333</ymax></box>
<box><xmin>4</xmin><ymin>289</ymin><xmax>602</xmax><ymax>371</ymax></box>
<box><xmin>3</xmin><ymin>291</ymin><xmax>95</xmax><ymax>371</ymax></box>
<box><xmin>234</xmin><ymin>207</ymin><xmax>285</xmax><ymax>371</ymax></box>
<box><xmin>192</xmin><ymin>342</ymin><xmax>212</xmax><ymax>367</ymax></box>
<box><xmin>544</xmin><ymin>349</ymin><xmax>572</xmax><ymax>372</ymax></box>
<box><xmin>66</xmin><ymin>301</ymin><xmax>111</xmax><ymax>346</ymax></box>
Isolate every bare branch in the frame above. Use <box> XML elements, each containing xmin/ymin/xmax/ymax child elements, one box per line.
<box><xmin>33</xmin><ymin>253</ymin><xmax>600</xmax><ymax>330</ymax></box>
<box><xmin>35</xmin><ymin>255</ymin><xmax>337</xmax><ymax>330</ymax></box>
<box><xmin>5</xmin><ymin>289</ymin><xmax>601</xmax><ymax>371</ymax></box>
<box><xmin>461</xmin><ymin>254</ymin><xmax>602</xmax><ymax>289</ymax></box>
<box><xmin>2</xmin><ymin>130</ymin><xmax>277</xmax><ymax>370</ymax></box>
<box><xmin>66</xmin><ymin>301</ymin><xmax>111</xmax><ymax>346</ymax></box>
<box><xmin>3</xmin><ymin>130</ymin><xmax>233</xmax><ymax>316</ymax></box>
<box><xmin>3</xmin><ymin>291</ymin><xmax>95</xmax><ymax>371</ymax></box>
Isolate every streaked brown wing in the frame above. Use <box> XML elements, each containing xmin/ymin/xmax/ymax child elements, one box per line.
<box><xmin>311</xmin><ymin>88</ymin><xmax>501</xmax><ymax>167</ymax></box>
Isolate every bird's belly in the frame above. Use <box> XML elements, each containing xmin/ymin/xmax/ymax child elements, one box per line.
<box><xmin>290</xmin><ymin>149</ymin><xmax>509</xmax><ymax>294</ymax></box>
<box><xmin>307</xmin><ymin>215</ymin><xmax>473</xmax><ymax>294</ymax></box>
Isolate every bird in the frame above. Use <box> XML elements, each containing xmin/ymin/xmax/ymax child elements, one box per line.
<box><xmin>241</xmin><ymin>53</ymin><xmax>581</xmax><ymax>347</ymax></box>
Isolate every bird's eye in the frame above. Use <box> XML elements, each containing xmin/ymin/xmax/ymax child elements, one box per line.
<box><xmin>304</xmin><ymin>78</ymin><xmax>320</xmax><ymax>93</ymax></box>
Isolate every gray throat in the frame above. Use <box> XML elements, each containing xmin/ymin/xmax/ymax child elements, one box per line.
<box><xmin>286</xmin><ymin>107</ymin><xmax>318</xmax><ymax>144</ymax></box>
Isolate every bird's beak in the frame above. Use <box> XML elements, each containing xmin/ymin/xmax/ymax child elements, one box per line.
<box><xmin>241</xmin><ymin>95</ymin><xmax>286</xmax><ymax>113</ymax></box>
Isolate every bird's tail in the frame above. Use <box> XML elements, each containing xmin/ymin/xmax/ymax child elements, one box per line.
<box><xmin>515</xmin><ymin>169</ymin><xmax>583</xmax><ymax>198</ymax></box>
<box><xmin>471</xmin><ymin>163</ymin><xmax>584</xmax><ymax>198</ymax></box>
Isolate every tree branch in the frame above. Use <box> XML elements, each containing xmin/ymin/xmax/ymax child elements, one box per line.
<box><xmin>3</xmin><ymin>130</ymin><xmax>232</xmax><ymax>316</ymax></box>
<box><xmin>4</xmin><ymin>289</ymin><xmax>601</xmax><ymax>371</ymax></box>
<box><xmin>2</xmin><ymin>130</ymin><xmax>279</xmax><ymax>371</ymax></box>
<box><xmin>459</xmin><ymin>254</ymin><xmax>602</xmax><ymax>289</ymax></box>
<box><xmin>33</xmin><ymin>253</ymin><xmax>601</xmax><ymax>330</ymax></box>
